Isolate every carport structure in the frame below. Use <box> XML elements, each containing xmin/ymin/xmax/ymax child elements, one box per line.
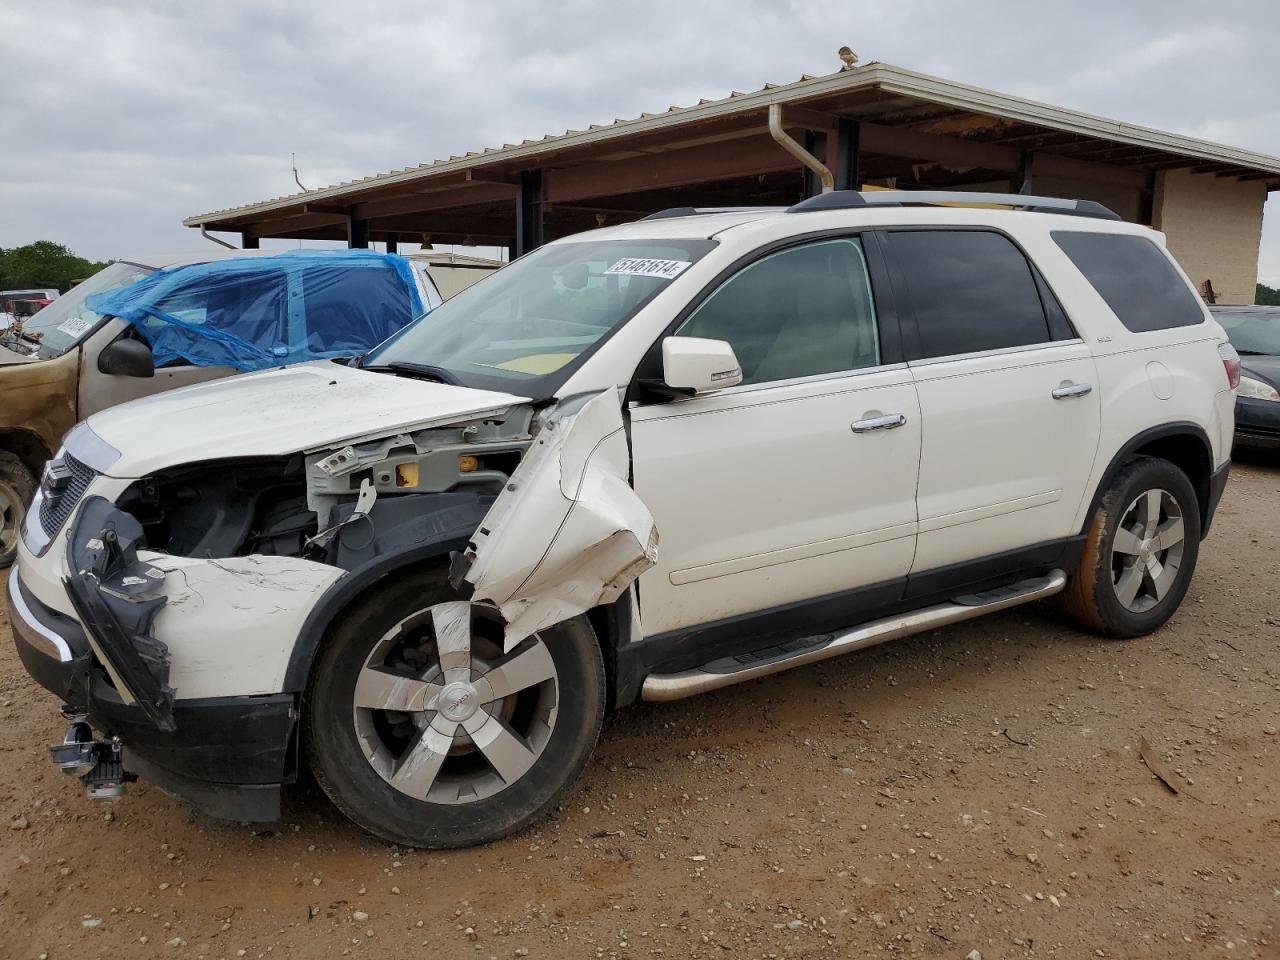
<box><xmin>186</xmin><ymin>61</ymin><xmax>1279</xmax><ymax>302</ymax></box>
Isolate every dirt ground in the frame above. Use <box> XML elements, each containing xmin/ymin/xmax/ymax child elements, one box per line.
<box><xmin>1</xmin><ymin>458</ymin><xmax>1278</xmax><ymax>960</ymax></box>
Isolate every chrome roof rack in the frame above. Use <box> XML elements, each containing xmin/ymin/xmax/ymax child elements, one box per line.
<box><xmin>786</xmin><ymin>190</ymin><xmax>1121</xmax><ymax>221</ymax></box>
<box><xmin>640</xmin><ymin>206</ymin><xmax>787</xmax><ymax>221</ymax></box>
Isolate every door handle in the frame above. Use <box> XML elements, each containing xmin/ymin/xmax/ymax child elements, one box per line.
<box><xmin>851</xmin><ymin>413</ymin><xmax>907</xmax><ymax>433</ymax></box>
<box><xmin>1051</xmin><ymin>382</ymin><xmax>1093</xmax><ymax>400</ymax></box>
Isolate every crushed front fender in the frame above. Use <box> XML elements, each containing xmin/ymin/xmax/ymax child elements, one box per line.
<box><xmin>64</xmin><ymin>496</ymin><xmax>176</xmax><ymax>731</ymax></box>
<box><xmin>456</xmin><ymin>390</ymin><xmax>658</xmax><ymax>649</ymax></box>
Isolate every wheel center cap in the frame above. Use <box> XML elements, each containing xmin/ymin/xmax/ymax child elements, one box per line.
<box><xmin>437</xmin><ymin>681</ymin><xmax>480</xmax><ymax>723</ymax></box>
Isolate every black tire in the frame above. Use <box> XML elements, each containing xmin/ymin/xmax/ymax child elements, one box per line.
<box><xmin>0</xmin><ymin>451</ymin><xmax>37</xmax><ymax>569</ymax></box>
<box><xmin>1059</xmin><ymin>456</ymin><xmax>1201</xmax><ymax>637</ymax></box>
<box><xmin>304</xmin><ymin>568</ymin><xmax>606</xmax><ymax>848</ymax></box>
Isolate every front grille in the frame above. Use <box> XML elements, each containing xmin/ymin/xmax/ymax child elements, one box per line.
<box><xmin>38</xmin><ymin>454</ymin><xmax>98</xmax><ymax>538</ymax></box>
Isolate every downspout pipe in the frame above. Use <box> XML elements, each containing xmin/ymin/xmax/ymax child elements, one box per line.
<box><xmin>769</xmin><ymin>103</ymin><xmax>834</xmax><ymax>194</ymax></box>
<box><xmin>199</xmin><ymin>225</ymin><xmax>237</xmax><ymax>250</ymax></box>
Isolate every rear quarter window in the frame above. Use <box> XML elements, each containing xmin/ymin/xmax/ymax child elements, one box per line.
<box><xmin>1052</xmin><ymin>231</ymin><xmax>1205</xmax><ymax>333</ymax></box>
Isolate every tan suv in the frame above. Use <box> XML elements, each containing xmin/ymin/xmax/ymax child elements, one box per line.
<box><xmin>0</xmin><ymin>248</ymin><xmax>499</xmax><ymax>565</ymax></box>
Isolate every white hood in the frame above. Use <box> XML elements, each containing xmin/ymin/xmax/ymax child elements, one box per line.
<box><xmin>85</xmin><ymin>360</ymin><xmax>530</xmax><ymax>477</ymax></box>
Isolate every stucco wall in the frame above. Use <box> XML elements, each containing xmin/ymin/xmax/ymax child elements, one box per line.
<box><xmin>1153</xmin><ymin>169</ymin><xmax>1266</xmax><ymax>305</ymax></box>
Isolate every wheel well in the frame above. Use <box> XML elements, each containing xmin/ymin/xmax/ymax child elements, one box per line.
<box><xmin>1114</xmin><ymin>430</ymin><xmax>1213</xmax><ymax>529</ymax></box>
<box><xmin>0</xmin><ymin>429</ymin><xmax>52</xmax><ymax>478</ymax></box>
<box><xmin>586</xmin><ymin>601</ymin><xmax>624</xmax><ymax>712</ymax></box>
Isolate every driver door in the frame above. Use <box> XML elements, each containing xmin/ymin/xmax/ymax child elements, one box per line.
<box><xmin>628</xmin><ymin>236</ymin><xmax>921</xmax><ymax>641</ymax></box>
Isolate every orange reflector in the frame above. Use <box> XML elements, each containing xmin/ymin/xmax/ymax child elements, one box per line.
<box><xmin>394</xmin><ymin>463</ymin><xmax>419</xmax><ymax>487</ymax></box>
<box><xmin>458</xmin><ymin>455</ymin><xmax>479</xmax><ymax>474</ymax></box>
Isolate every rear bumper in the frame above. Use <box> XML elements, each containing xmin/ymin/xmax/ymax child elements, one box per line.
<box><xmin>7</xmin><ymin>567</ymin><xmax>292</xmax><ymax>821</ymax></box>
<box><xmin>1234</xmin><ymin>397</ymin><xmax>1280</xmax><ymax>450</ymax></box>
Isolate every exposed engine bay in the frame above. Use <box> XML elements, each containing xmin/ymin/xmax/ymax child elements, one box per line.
<box><xmin>113</xmin><ymin>406</ymin><xmax>535</xmax><ymax>568</ymax></box>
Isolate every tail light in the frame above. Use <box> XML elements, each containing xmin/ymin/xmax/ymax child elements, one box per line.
<box><xmin>1219</xmin><ymin>342</ymin><xmax>1241</xmax><ymax>390</ymax></box>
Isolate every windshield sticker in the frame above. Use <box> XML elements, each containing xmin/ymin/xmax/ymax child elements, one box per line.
<box><xmin>56</xmin><ymin>315</ymin><xmax>94</xmax><ymax>338</ymax></box>
<box><xmin>604</xmin><ymin>258</ymin><xmax>692</xmax><ymax>280</ymax></box>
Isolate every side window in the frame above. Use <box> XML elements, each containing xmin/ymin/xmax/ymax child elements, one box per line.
<box><xmin>1052</xmin><ymin>231</ymin><xmax>1205</xmax><ymax>332</ymax></box>
<box><xmin>675</xmin><ymin>238</ymin><xmax>880</xmax><ymax>385</ymax></box>
<box><xmin>888</xmin><ymin>230</ymin><xmax>1054</xmax><ymax>360</ymax></box>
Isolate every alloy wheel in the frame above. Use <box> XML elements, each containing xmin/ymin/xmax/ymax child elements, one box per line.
<box><xmin>1110</xmin><ymin>488</ymin><xmax>1186</xmax><ymax>614</ymax></box>
<box><xmin>352</xmin><ymin>601</ymin><xmax>559</xmax><ymax>805</ymax></box>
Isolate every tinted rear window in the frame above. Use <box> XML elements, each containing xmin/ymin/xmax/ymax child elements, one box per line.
<box><xmin>887</xmin><ymin>230</ymin><xmax>1053</xmax><ymax>359</ymax></box>
<box><xmin>1052</xmin><ymin>232</ymin><xmax>1204</xmax><ymax>332</ymax></box>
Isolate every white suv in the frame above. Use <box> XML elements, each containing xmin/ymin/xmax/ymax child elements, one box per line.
<box><xmin>9</xmin><ymin>191</ymin><xmax>1237</xmax><ymax>848</ymax></box>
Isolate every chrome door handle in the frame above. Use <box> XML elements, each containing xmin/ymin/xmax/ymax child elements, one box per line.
<box><xmin>851</xmin><ymin>413</ymin><xmax>907</xmax><ymax>433</ymax></box>
<box><xmin>1052</xmin><ymin>382</ymin><xmax>1093</xmax><ymax>400</ymax></box>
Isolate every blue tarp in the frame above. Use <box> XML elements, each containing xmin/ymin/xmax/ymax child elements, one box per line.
<box><xmin>85</xmin><ymin>249</ymin><xmax>424</xmax><ymax>372</ymax></box>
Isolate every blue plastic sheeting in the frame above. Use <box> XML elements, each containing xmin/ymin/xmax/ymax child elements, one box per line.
<box><xmin>85</xmin><ymin>250</ymin><xmax>424</xmax><ymax>372</ymax></box>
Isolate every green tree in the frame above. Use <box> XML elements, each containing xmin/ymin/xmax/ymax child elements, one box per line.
<box><xmin>1258</xmin><ymin>283</ymin><xmax>1280</xmax><ymax>306</ymax></box>
<box><xmin>0</xmin><ymin>241</ymin><xmax>110</xmax><ymax>294</ymax></box>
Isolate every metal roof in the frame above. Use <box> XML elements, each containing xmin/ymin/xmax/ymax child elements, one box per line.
<box><xmin>186</xmin><ymin>60</ymin><xmax>1280</xmax><ymax>234</ymax></box>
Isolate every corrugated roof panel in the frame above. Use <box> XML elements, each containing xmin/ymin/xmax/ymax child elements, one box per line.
<box><xmin>185</xmin><ymin>61</ymin><xmax>1280</xmax><ymax>226</ymax></box>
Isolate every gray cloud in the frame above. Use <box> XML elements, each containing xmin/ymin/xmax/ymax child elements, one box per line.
<box><xmin>1</xmin><ymin>0</ymin><xmax>1276</xmax><ymax>283</ymax></box>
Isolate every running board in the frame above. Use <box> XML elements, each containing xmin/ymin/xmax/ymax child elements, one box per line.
<box><xmin>640</xmin><ymin>570</ymin><xmax>1067</xmax><ymax>702</ymax></box>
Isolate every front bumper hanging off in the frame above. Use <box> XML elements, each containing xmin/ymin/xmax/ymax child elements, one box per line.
<box><xmin>7</xmin><ymin>499</ymin><xmax>296</xmax><ymax>821</ymax></box>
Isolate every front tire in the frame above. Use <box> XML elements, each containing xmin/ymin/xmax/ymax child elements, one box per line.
<box><xmin>0</xmin><ymin>452</ymin><xmax>36</xmax><ymax>568</ymax></box>
<box><xmin>1059</xmin><ymin>456</ymin><xmax>1201</xmax><ymax>637</ymax></box>
<box><xmin>305</xmin><ymin>569</ymin><xmax>606</xmax><ymax>848</ymax></box>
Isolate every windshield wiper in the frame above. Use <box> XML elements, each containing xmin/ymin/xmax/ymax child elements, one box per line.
<box><xmin>364</xmin><ymin>361</ymin><xmax>463</xmax><ymax>385</ymax></box>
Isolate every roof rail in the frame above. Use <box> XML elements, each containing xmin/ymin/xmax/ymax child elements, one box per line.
<box><xmin>786</xmin><ymin>190</ymin><xmax>1121</xmax><ymax>221</ymax></box>
<box><xmin>640</xmin><ymin>206</ymin><xmax>786</xmax><ymax>221</ymax></box>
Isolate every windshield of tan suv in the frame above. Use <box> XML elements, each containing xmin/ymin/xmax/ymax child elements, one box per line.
<box><xmin>0</xmin><ymin>261</ymin><xmax>155</xmax><ymax>359</ymax></box>
<box><xmin>363</xmin><ymin>238</ymin><xmax>715</xmax><ymax>397</ymax></box>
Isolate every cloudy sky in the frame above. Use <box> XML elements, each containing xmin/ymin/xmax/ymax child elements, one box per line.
<box><xmin>2</xmin><ymin>0</ymin><xmax>1277</xmax><ymax>285</ymax></box>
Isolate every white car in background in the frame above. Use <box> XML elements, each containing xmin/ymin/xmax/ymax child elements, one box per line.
<box><xmin>9</xmin><ymin>191</ymin><xmax>1235</xmax><ymax>848</ymax></box>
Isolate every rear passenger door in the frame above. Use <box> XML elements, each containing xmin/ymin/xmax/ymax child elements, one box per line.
<box><xmin>880</xmin><ymin>229</ymin><xmax>1101</xmax><ymax>585</ymax></box>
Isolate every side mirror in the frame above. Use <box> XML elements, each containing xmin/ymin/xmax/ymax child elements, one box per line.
<box><xmin>661</xmin><ymin>336</ymin><xmax>743</xmax><ymax>394</ymax></box>
<box><xmin>97</xmin><ymin>337</ymin><xmax>155</xmax><ymax>378</ymax></box>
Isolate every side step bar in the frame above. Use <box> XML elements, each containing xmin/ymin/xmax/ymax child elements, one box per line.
<box><xmin>640</xmin><ymin>570</ymin><xmax>1067</xmax><ymax>702</ymax></box>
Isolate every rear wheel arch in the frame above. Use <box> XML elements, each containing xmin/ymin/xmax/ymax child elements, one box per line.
<box><xmin>1085</xmin><ymin>423</ymin><xmax>1214</xmax><ymax>536</ymax></box>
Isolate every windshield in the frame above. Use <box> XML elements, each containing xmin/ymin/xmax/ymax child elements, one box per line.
<box><xmin>0</xmin><ymin>261</ymin><xmax>155</xmax><ymax>358</ymax></box>
<box><xmin>1216</xmin><ymin>308</ymin><xmax>1280</xmax><ymax>357</ymax></box>
<box><xmin>364</xmin><ymin>238</ymin><xmax>715</xmax><ymax>397</ymax></box>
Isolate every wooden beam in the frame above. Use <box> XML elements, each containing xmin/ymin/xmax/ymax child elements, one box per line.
<box><xmin>859</xmin><ymin>121</ymin><xmax>1021</xmax><ymax>172</ymax></box>
<box><xmin>465</xmin><ymin>169</ymin><xmax>521</xmax><ymax>185</ymax></box>
<box><xmin>302</xmin><ymin>202</ymin><xmax>349</xmax><ymax>215</ymax></box>
<box><xmin>517</xmin><ymin>169</ymin><xmax>545</xmax><ymax>256</ymax></box>
<box><xmin>347</xmin><ymin>214</ymin><xmax>369</xmax><ymax>249</ymax></box>
<box><xmin>243</xmin><ymin>211</ymin><xmax>346</xmax><ymax>239</ymax></box>
<box><xmin>350</xmin><ymin>181</ymin><xmax>518</xmax><ymax>221</ymax></box>
<box><xmin>1031</xmin><ymin>152</ymin><xmax>1151</xmax><ymax>190</ymax></box>
<box><xmin>542</xmin><ymin>133</ymin><xmax>800</xmax><ymax>203</ymax></box>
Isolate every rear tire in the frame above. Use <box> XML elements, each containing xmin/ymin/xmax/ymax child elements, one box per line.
<box><xmin>305</xmin><ymin>568</ymin><xmax>606</xmax><ymax>848</ymax></box>
<box><xmin>0</xmin><ymin>452</ymin><xmax>36</xmax><ymax>568</ymax></box>
<box><xmin>1059</xmin><ymin>456</ymin><xmax>1200</xmax><ymax>637</ymax></box>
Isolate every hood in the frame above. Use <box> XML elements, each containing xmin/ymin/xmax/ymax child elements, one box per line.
<box><xmin>85</xmin><ymin>360</ymin><xmax>531</xmax><ymax>477</ymax></box>
<box><xmin>1241</xmin><ymin>354</ymin><xmax>1280</xmax><ymax>387</ymax></box>
<box><xmin>0</xmin><ymin>343</ymin><xmax>38</xmax><ymax>364</ymax></box>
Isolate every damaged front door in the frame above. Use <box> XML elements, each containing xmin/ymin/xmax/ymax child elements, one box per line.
<box><xmin>455</xmin><ymin>390</ymin><xmax>657</xmax><ymax>649</ymax></box>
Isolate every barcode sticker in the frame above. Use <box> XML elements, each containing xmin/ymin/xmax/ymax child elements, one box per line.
<box><xmin>56</xmin><ymin>315</ymin><xmax>94</xmax><ymax>338</ymax></box>
<box><xmin>604</xmin><ymin>258</ymin><xmax>692</xmax><ymax>280</ymax></box>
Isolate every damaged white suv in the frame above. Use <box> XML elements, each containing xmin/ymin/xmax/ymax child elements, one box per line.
<box><xmin>10</xmin><ymin>192</ymin><xmax>1236</xmax><ymax>848</ymax></box>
